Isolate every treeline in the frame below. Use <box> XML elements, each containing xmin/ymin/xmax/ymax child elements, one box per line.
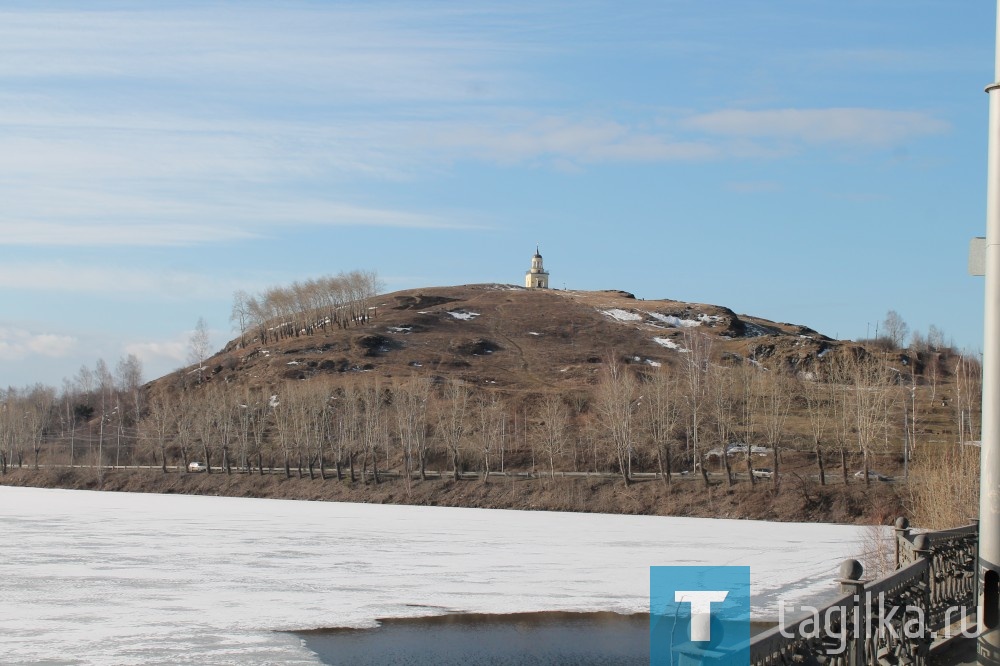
<box><xmin>3</xmin><ymin>331</ymin><xmax>982</xmax><ymax>499</ymax></box>
<box><xmin>0</xmin><ymin>355</ymin><xmax>143</xmax><ymax>475</ymax></box>
<box><xmin>230</xmin><ymin>270</ymin><xmax>383</xmax><ymax>346</ymax></box>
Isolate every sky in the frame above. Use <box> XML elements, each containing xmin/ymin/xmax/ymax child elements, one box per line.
<box><xmin>0</xmin><ymin>0</ymin><xmax>995</xmax><ymax>388</ymax></box>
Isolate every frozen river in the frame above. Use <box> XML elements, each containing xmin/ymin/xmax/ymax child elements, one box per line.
<box><xmin>0</xmin><ymin>486</ymin><xmax>875</xmax><ymax>664</ymax></box>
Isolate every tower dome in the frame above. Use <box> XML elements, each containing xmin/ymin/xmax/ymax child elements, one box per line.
<box><xmin>525</xmin><ymin>245</ymin><xmax>549</xmax><ymax>289</ymax></box>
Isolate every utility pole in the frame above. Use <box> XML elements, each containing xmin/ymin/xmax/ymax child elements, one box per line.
<box><xmin>979</xmin><ymin>1</ymin><xmax>1000</xmax><ymax>661</ymax></box>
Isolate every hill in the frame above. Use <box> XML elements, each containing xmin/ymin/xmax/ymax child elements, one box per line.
<box><xmin>2</xmin><ymin>283</ymin><xmax>978</xmax><ymax>526</ymax></box>
<box><xmin>175</xmin><ymin>284</ymin><xmax>844</xmax><ymax>392</ymax></box>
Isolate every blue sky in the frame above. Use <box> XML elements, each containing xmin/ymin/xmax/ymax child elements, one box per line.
<box><xmin>0</xmin><ymin>1</ymin><xmax>994</xmax><ymax>387</ymax></box>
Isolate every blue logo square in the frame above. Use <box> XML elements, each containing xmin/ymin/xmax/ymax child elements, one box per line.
<box><xmin>650</xmin><ymin>566</ymin><xmax>750</xmax><ymax>665</ymax></box>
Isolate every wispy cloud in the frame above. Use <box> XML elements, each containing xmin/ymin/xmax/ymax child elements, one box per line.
<box><xmin>125</xmin><ymin>324</ymin><xmax>225</xmax><ymax>373</ymax></box>
<box><xmin>423</xmin><ymin>116</ymin><xmax>720</xmax><ymax>165</ymax></box>
<box><xmin>683</xmin><ymin>108</ymin><xmax>949</xmax><ymax>147</ymax></box>
<box><xmin>124</xmin><ymin>339</ymin><xmax>188</xmax><ymax>369</ymax></box>
<box><xmin>0</xmin><ymin>222</ymin><xmax>255</xmax><ymax>247</ymax></box>
<box><xmin>0</xmin><ymin>6</ymin><xmax>523</xmax><ymax>104</ymax></box>
<box><xmin>0</xmin><ymin>5</ymin><xmax>955</xmax><ymax>251</ymax></box>
<box><xmin>0</xmin><ymin>327</ymin><xmax>77</xmax><ymax>361</ymax></box>
<box><xmin>0</xmin><ymin>263</ymin><xmax>250</xmax><ymax>299</ymax></box>
<box><xmin>0</xmin><ymin>105</ymin><xmax>945</xmax><ymax>247</ymax></box>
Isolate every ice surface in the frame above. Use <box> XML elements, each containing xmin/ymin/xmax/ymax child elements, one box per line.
<box><xmin>0</xmin><ymin>487</ymin><xmax>878</xmax><ymax>664</ymax></box>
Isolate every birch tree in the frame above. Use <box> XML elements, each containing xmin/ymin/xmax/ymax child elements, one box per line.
<box><xmin>641</xmin><ymin>365</ymin><xmax>681</xmax><ymax>486</ymax></box>
<box><xmin>595</xmin><ymin>356</ymin><xmax>637</xmax><ymax>487</ymax></box>
<box><xmin>843</xmin><ymin>353</ymin><xmax>896</xmax><ymax>486</ymax></box>
<box><xmin>681</xmin><ymin>330</ymin><xmax>712</xmax><ymax>472</ymax></box>
<box><xmin>758</xmin><ymin>371</ymin><xmax>791</xmax><ymax>489</ymax></box>
<box><xmin>537</xmin><ymin>394</ymin><xmax>569</xmax><ymax>479</ymax></box>
<box><xmin>802</xmin><ymin>376</ymin><xmax>832</xmax><ymax>485</ymax></box>
<box><xmin>188</xmin><ymin>317</ymin><xmax>211</xmax><ymax>382</ymax></box>
<box><xmin>708</xmin><ymin>363</ymin><xmax>736</xmax><ymax>486</ymax></box>
<box><xmin>393</xmin><ymin>377</ymin><xmax>432</xmax><ymax>483</ymax></box>
<box><xmin>436</xmin><ymin>380</ymin><xmax>469</xmax><ymax>481</ymax></box>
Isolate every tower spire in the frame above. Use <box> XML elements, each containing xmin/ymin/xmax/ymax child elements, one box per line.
<box><xmin>525</xmin><ymin>245</ymin><xmax>549</xmax><ymax>289</ymax></box>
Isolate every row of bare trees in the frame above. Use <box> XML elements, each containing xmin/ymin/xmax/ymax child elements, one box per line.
<box><xmin>230</xmin><ymin>270</ymin><xmax>383</xmax><ymax>347</ymax></box>
<box><xmin>1</xmin><ymin>355</ymin><xmax>144</xmax><ymax>479</ymax></box>
<box><xmin>592</xmin><ymin>332</ymin><xmax>981</xmax><ymax>490</ymax></box>
<box><xmin>0</xmin><ymin>384</ymin><xmax>55</xmax><ymax>472</ymax></box>
<box><xmin>1</xmin><ymin>334</ymin><xmax>983</xmax><ymax>499</ymax></box>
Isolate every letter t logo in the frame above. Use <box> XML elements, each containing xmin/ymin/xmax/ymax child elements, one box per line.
<box><xmin>674</xmin><ymin>590</ymin><xmax>729</xmax><ymax>641</ymax></box>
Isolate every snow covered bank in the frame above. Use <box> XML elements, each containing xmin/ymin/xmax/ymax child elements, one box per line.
<box><xmin>0</xmin><ymin>487</ymin><xmax>877</xmax><ymax>664</ymax></box>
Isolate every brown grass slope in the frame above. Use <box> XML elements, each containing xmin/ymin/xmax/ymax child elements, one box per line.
<box><xmin>167</xmin><ymin>284</ymin><xmax>844</xmax><ymax>394</ymax></box>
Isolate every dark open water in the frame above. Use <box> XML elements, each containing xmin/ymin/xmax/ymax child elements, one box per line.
<box><xmin>297</xmin><ymin>612</ymin><xmax>774</xmax><ymax>666</ymax></box>
<box><xmin>297</xmin><ymin>612</ymin><xmax>650</xmax><ymax>666</ymax></box>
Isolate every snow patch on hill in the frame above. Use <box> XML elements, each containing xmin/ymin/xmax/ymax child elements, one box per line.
<box><xmin>600</xmin><ymin>308</ymin><xmax>642</xmax><ymax>322</ymax></box>
<box><xmin>654</xmin><ymin>337</ymin><xmax>690</xmax><ymax>353</ymax></box>
<box><xmin>603</xmin><ymin>309</ymin><xmax>723</xmax><ymax>329</ymax></box>
<box><xmin>447</xmin><ymin>311</ymin><xmax>481</xmax><ymax>320</ymax></box>
<box><xmin>647</xmin><ymin>312</ymin><xmax>701</xmax><ymax>328</ymax></box>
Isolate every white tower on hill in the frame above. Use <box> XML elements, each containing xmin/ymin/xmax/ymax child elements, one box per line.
<box><xmin>525</xmin><ymin>245</ymin><xmax>549</xmax><ymax>289</ymax></box>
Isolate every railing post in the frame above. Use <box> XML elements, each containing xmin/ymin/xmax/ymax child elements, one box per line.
<box><xmin>914</xmin><ymin>534</ymin><xmax>933</xmax><ymax>607</ymax></box>
<box><xmin>839</xmin><ymin>559</ymin><xmax>866</xmax><ymax>666</ymax></box>
<box><xmin>896</xmin><ymin>516</ymin><xmax>911</xmax><ymax>570</ymax></box>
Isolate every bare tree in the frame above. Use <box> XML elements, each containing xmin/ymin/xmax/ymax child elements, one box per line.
<box><xmin>707</xmin><ymin>363</ymin><xmax>736</xmax><ymax>486</ymax></box>
<box><xmin>271</xmin><ymin>388</ymin><xmax>295</xmax><ymax>478</ymax></box>
<box><xmin>928</xmin><ymin>325</ymin><xmax>946</xmax><ymax>351</ymax></box>
<box><xmin>174</xmin><ymin>391</ymin><xmax>196</xmax><ymax>473</ymax></box>
<box><xmin>231</xmin><ymin>290</ymin><xmax>252</xmax><ymax>348</ymax></box>
<box><xmin>436</xmin><ymin>380</ymin><xmax>470</xmax><ymax>481</ymax></box>
<box><xmin>681</xmin><ymin>331</ymin><xmax>712</xmax><ymax>472</ymax></box>
<box><xmin>393</xmin><ymin>377</ymin><xmax>432</xmax><ymax>483</ymax></box>
<box><xmin>801</xmin><ymin>375</ymin><xmax>832</xmax><ymax>485</ymax></box>
<box><xmin>302</xmin><ymin>383</ymin><xmax>332</xmax><ymax>480</ymax></box>
<box><xmin>188</xmin><ymin>317</ymin><xmax>211</xmax><ymax>382</ymax></box>
<box><xmin>144</xmin><ymin>392</ymin><xmax>174</xmax><ymax>473</ymax></box>
<box><xmin>59</xmin><ymin>379</ymin><xmax>79</xmax><ymax>467</ymax></box>
<box><xmin>115</xmin><ymin>354</ymin><xmax>143</xmax><ymax>468</ymax></box>
<box><xmin>359</xmin><ymin>381</ymin><xmax>388</xmax><ymax>484</ymax></box>
<box><xmin>24</xmin><ymin>385</ymin><xmax>55</xmax><ymax>470</ymax></box>
<box><xmin>339</xmin><ymin>383</ymin><xmax>363</xmax><ymax>482</ymax></box>
<box><xmin>640</xmin><ymin>365</ymin><xmax>681</xmax><ymax>486</ymax></box>
<box><xmin>954</xmin><ymin>352</ymin><xmax>982</xmax><ymax>447</ymax></box>
<box><xmin>245</xmin><ymin>388</ymin><xmax>272</xmax><ymax>475</ymax></box>
<box><xmin>537</xmin><ymin>394</ymin><xmax>569</xmax><ymax>478</ymax></box>
<box><xmin>0</xmin><ymin>389</ymin><xmax>19</xmax><ymax>472</ymax></box>
<box><xmin>595</xmin><ymin>356</ymin><xmax>637</xmax><ymax>487</ymax></box>
<box><xmin>95</xmin><ymin>359</ymin><xmax>115</xmax><ymax>483</ymax></box>
<box><xmin>758</xmin><ymin>371</ymin><xmax>791</xmax><ymax>489</ymax></box>
<box><xmin>734</xmin><ymin>363</ymin><xmax>761</xmax><ymax>486</ymax></box>
<box><xmin>881</xmin><ymin>310</ymin><xmax>909</xmax><ymax>348</ymax></box>
<box><xmin>473</xmin><ymin>392</ymin><xmax>507</xmax><ymax>482</ymax></box>
<box><xmin>842</xmin><ymin>352</ymin><xmax>896</xmax><ymax>486</ymax></box>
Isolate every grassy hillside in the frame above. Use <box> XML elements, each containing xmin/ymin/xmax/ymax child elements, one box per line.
<box><xmin>2</xmin><ymin>284</ymin><xmax>980</xmax><ymax>526</ymax></box>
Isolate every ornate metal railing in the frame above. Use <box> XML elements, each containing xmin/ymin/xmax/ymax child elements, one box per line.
<box><xmin>748</xmin><ymin>518</ymin><xmax>978</xmax><ymax>666</ymax></box>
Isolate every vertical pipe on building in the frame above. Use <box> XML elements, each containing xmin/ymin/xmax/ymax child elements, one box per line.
<box><xmin>981</xmin><ymin>2</ymin><xmax>1000</xmax><ymax>663</ymax></box>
